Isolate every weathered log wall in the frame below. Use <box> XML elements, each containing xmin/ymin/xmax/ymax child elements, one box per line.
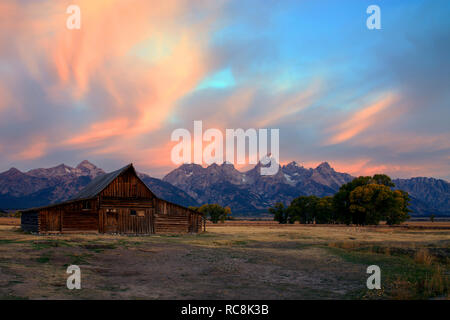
<box><xmin>154</xmin><ymin>214</ymin><xmax>189</xmax><ymax>233</ymax></box>
<box><xmin>99</xmin><ymin>207</ymin><xmax>154</xmax><ymax>234</ymax></box>
<box><xmin>38</xmin><ymin>199</ymin><xmax>98</xmax><ymax>233</ymax></box>
<box><xmin>100</xmin><ymin>170</ymin><xmax>154</xmax><ymax>199</ymax></box>
<box><xmin>154</xmin><ymin>198</ymin><xmax>202</xmax><ymax>233</ymax></box>
<box><xmin>62</xmin><ymin>211</ymin><xmax>98</xmax><ymax>232</ymax></box>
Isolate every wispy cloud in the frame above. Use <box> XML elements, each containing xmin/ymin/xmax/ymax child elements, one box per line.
<box><xmin>326</xmin><ymin>93</ymin><xmax>398</xmax><ymax>145</ymax></box>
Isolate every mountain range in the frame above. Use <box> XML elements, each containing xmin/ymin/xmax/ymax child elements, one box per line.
<box><xmin>0</xmin><ymin>160</ymin><xmax>449</xmax><ymax>217</ymax></box>
<box><xmin>0</xmin><ymin>161</ymin><xmax>197</xmax><ymax>210</ymax></box>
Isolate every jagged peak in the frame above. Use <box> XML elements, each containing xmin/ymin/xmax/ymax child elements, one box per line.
<box><xmin>76</xmin><ymin>160</ymin><xmax>97</xmax><ymax>169</ymax></box>
<box><xmin>316</xmin><ymin>161</ymin><xmax>332</xmax><ymax>170</ymax></box>
<box><xmin>5</xmin><ymin>167</ymin><xmax>22</xmax><ymax>174</ymax></box>
<box><xmin>255</xmin><ymin>157</ymin><xmax>281</xmax><ymax>168</ymax></box>
<box><xmin>178</xmin><ymin>163</ymin><xmax>204</xmax><ymax>172</ymax></box>
<box><xmin>180</xmin><ymin>163</ymin><xmax>202</xmax><ymax>168</ymax></box>
<box><xmin>221</xmin><ymin>161</ymin><xmax>235</xmax><ymax>167</ymax></box>
<box><xmin>207</xmin><ymin>163</ymin><xmax>219</xmax><ymax>168</ymax></box>
<box><xmin>55</xmin><ymin>163</ymin><xmax>71</xmax><ymax>169</ymax></box>
<box><xmin>284</xmin><ymin>161</ymin><xmax>303</xmax><ymax>168</ymax></box>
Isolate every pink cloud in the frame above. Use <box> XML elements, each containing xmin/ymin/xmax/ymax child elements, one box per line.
<box><xmin>0</xmin><ymin>0</ymin><xmax>222</xmax><ymax>163</ymax></box>
<box><xmin>326</xmin><ymin>93</ymin><xmax>398</xmax><ymax>145</ymax></box>
<box><xmin>12</xmin><ymin>139</ymin><xmax>48</xmax><ymax>161</ymax></box>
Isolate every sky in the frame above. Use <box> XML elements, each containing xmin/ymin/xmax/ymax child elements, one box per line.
<box><xmin>0</xmin><ymin>0</ymin><xmax>449</xmax><ymax>180</ymax></box>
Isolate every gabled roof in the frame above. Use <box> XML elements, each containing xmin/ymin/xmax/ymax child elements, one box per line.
<box><xmin>21</xmin><ymin>163</ymin><xmax>141</xmax><ymax>212</ymax></box>
<box><xmin>21</xmin><ymin>163</ymin><xmax>201</xmax><ymax>215</ymax></box>
<box><xmin>71</xmin><ymin>163</ymin><xmax>133</xmax><ymax>200</ymax></box>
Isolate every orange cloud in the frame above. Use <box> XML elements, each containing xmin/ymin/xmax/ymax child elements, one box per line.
<box><xmin>63</xmin><ymin>118</ymin><xmax>130</xmax><ymax>148</ymax></box>
<box><xmin>47</xmin><ymin>0</ymin><xmax>188</xmax><ymax>98</ymax></box>
<box><xmin>0</xmin><ymin>0</ymin><xmax>223</xmax><ymax>160</ymax></box>
<box><xmin>326</xmin><ymin>93</ymin><xmax>398</xmax><ymax>145</ymax></box>
<box><xmin>12</xmin><ymin>139</ymin><xmax>48</xmax><ymax>161</ymax></box>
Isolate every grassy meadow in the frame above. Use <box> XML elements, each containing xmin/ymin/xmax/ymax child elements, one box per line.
<box><xmin>0</xmin><ymin>218</ymin><xmax>449</xmax><ymax>300</ymax></box>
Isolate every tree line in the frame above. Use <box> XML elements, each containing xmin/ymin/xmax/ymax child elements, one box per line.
<box><xmin>189</xmin><ymin>204</ymin><xmax>232</xmax><ymax>223</ymax></box>
<box><xmin>269</xmin><ymin>174</ymin><xmax>411</xmax><ymax>225</ymax></box>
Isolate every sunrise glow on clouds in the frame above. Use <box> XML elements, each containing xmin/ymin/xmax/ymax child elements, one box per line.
<box><xmin>0</xmin><ymin>0</ymin><xmax>449</xmax><ymax>180</ymax></box>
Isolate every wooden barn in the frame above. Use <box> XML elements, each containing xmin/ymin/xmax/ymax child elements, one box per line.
<box><xmin>20</xmin><ymin>164</ymin><xmax>203</xmax><ymax>234</ymax></box>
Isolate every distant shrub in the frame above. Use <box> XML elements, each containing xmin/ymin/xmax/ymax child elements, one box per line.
<box><xmin>190</xmin><ymin>204</ymin><xmax>231</xmax><ymax>223</ymax></box>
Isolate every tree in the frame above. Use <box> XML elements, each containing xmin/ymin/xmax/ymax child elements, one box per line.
<box><xmin>287</xmin><ymin>196</ymin><xmax>318</xmax><ymax>224</ymax></box>
<box><xmin>385</xmin><ymin>190</ymin><xmax>411</xmax><ymax>225</ymax></box>
<box><xmin>269</xmin><ymin>202</ymin><xmax>288</xmax><ymax>224</ymax></box>
<box><xmin>286</xmin><ymin>195</ymin><xmax>335</xmax><ymax>224</ymax></box>
<box><xmin>349</xmin><ymin>184</ymin><xmax>411</xmax><ymax>225</ymax></box>
<box><xmin>349</xmin><ymin>184</ymin><xmax>393</xmax><ymax>225</ymax></box>
<box><xmin>333</xmin><ymin>176</ymin><xmax>373</xmax><ymax>224</ymax></box>
<box><xmin>191</xmin><ymin>204</ymin><xmax>231</xmax><ymax>223</ymax></box>
<box><xmin>372</xmin><ymin>174</ymin><xmax>395</xmax><ymax>187</ymax></box>
<box><xmin>430</xmin><ymin>214</ymin><xmax>435</xmax><ymax>222</ymax></box>
<box><xmin>333</xmin><ymin>174</ymin><xmax>410</xmax><ymax>224</ymax></box>
<box><xmin>315</xmin><ymin>196</ymin><xmax>334</xmax><ymax>224</ymax></box>
<box><xmin>333</xmin><ymin>174</ymin><xmax>411</xmax><ymax>225</ymax></box>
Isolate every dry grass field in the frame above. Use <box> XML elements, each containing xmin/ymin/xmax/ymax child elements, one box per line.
<box><xmin>0</xmin><ymin>218</ymin><xmax>449</xmax><ymax>300</ymax></box>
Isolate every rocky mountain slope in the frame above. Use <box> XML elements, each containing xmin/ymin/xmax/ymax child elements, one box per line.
<box><xmin>0</xmin><ymin>160</ymin><xmax>448</xmax><ymax>216</ymax></box>
<box><xmin>162</xmin><ymin>161</ymin><xmax>354</xmax><ymax>213</ymax></box>
<box><xmin>0</xmin><ymin>161</ymin><xmax>197</xmax><ymax>209</ymax></box>
<box><xmin>393</xmin><ymin>177</ymin><xmax>450</xmax><ymax>216</ymax></box>
<box><xmin>163</xmin><ymin>161</ymin><xmax>450</xmax><ymax>216</ymax></box>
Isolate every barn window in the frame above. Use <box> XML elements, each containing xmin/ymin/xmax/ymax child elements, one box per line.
<box><xmin>130</xmin><ymin>210</ymin><xmax>144</xmax><ymax>217</ymax></box>
<box><xmin>82</xmin><ymin>201</ymin><xmax>91</xmax><ymax>210</ymax></box>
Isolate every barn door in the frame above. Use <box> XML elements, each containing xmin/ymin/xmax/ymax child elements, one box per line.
<box><xmin>41</xmin><ymin>210</ymin><xmax>61</xmax><ymax>232</ymax></box>
<box><xmin>104</xmin><ymin>209</ymin><xmax>118</xmax><ymax>233</ymax></box>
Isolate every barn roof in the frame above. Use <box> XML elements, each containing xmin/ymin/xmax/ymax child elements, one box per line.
<box><xmin>21</xmin><ymin>163</ymin><xmax>135</xmax><ymax>212</ymax></box>
<box><xmin>71</xmin><ymin>163</ymin><xmax>133</xmax><ymax>200</ymax></box>
<box><xmin>20</xmin><ymin>163</ymin><xmax>201</xmax><ymax>216</ymax></box>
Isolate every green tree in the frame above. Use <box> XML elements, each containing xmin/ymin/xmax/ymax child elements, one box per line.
<box><xmin>333</xmin><ymin>174</ymin><xmax>411</xmax><ymax>225</ymax></box>
<box><xmin>372</xmin><ymin>174</ymin><xmax>395</xmax><ymax>187</ymax></box>
<box><xmin>333</xmin><ymin>176</ymin><xmax>373</xmax><ymax>224</ymax></box>
<box><xmin>349</xmin><ymin>184</ymin><xmax>410</xmax><ymax>225</ymax></box>
<box><xmin>269</xmin><ymin>202</ymin><xmax>288</xmax><ymax>224</ymax></box>
<box><xmin>191</xmin><ymin>204</ymin><xmax>231</xmax><ymax>223</ymax></box>
<box><xmin>385</xmin><ymin>190</ymin><xmax>411</xmax><ymax>225</ymax></box>
<box><xmin>287</xmin><ymin>195</ymin><xmax>322</xmax><ymax>224</ymax></box>
<box><xmin>349</xmin><ymin>184</ymin><xmax>393</xmax><ymax>225</ymax></box>
<box><xmin>315</xmin><ymin>196</ymin><xmax>334</xmax><ymax>224</ymax></box>
<box><xmin>430</xmin><ymin>214</ymin><xmax>435</xmax><ymax>222</ymax></box>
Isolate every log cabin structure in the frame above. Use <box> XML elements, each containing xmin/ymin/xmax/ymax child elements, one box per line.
<box><xmin>20</xmin><ymin>164</ymin><xmax>203</xmax><ymax>234</ymax></box>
